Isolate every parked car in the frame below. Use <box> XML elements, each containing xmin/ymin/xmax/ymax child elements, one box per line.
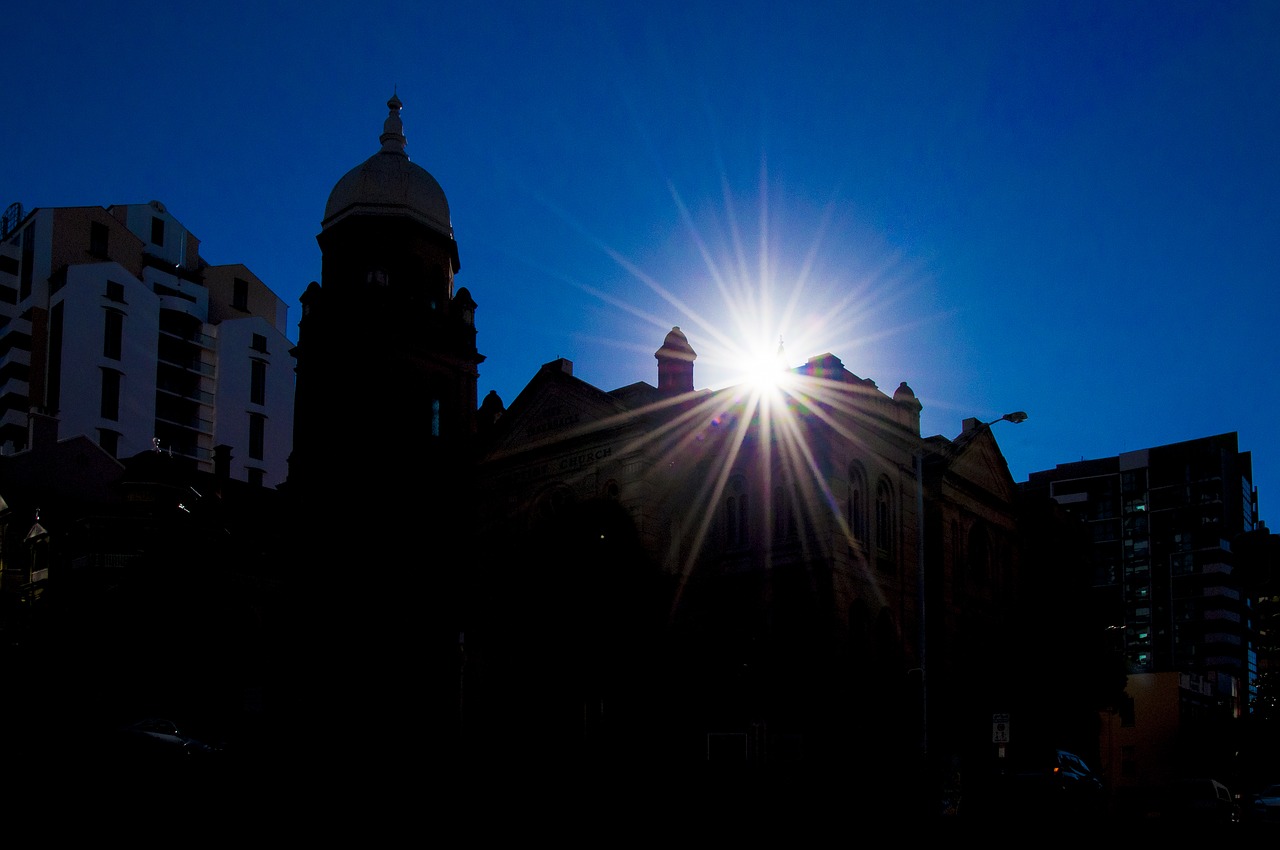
<box><xmin>960</xmin><ymin>746</ymin><xmax>1106</xmax><ymax>820</ymax></box>
<box><xmin>112</xmin><ymin>717</ymin><xmax>225</xmax><ymax>762</ymax></box>
<box><xmin>1249</xmin><ymin>783</ymin><xmax>1280</xmax><ymax>825</ymax></box>
<box><xmin>1011</xmin><ymin>748</ymin><xmax>1106</xmax><ymax>816</ymax></box>
<box><xmin>1149</xmin><ymin>778</ymin><xmax>1241</xmax><ymax>825</ymax></box>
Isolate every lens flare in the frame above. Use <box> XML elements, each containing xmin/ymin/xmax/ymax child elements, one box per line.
<box><xmin>521</xmin><ymin>151</ymin><xmax>937</xmax><ymax>621</ymax></box>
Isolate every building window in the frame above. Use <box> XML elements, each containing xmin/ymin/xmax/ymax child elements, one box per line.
<box><xmin>233</xmin><ymin>278</ymin><xmax>248</xmax><ymax>311</ymax></box>
<box><xmin>103</xmin><ymin>309</ymin><xmax>123</xmax><ymax>360</ymax></box>
<box><xmin>968</xmin><ymin>524</ymin><xmax>990</xmax><ymax>586</ymax></box>
<box><xmin>773</xmin><ymin>485</ymin><xmax>786</xmax><ymax>540</ymax></box>
<box><xmin>875</xmin><ymin>480</ymin><xmax>894</xmax><ymax>558</ymax></box>
<box><xmin>98</xmin><ymin>429</ymin><xmax>119</xmax><ymax>457</ymax></box>
<box><xmin>251</xmin><ymin>333</ymin><xmax>267</xmax><ymax>353</ymax></box>
<box><xmin>100</xmin><ymin>368</ymin><xmax>121</xmax><ymax>421</ymax></box>
<box><xmin>847</xmin><ymin>464</ymin><xmax>867</xmax><ymax>545</ymax></box>
<box><xmin>20</xmin><ymin>221</ymin><xmax>34</xmax><ymax>301</ymax></box>
<box><xmin>248</xmin><ymin>413</ymin><xmax>265</xmax><ymax>460</ymax></box>
<box><xmin>431</xmin><ymin>398</ymin><xmax>441</xmax><ymax>437</ymax></box>
<box><xmin>250</xmin><ymin>359</ymin><xmax>266</xmax><ymax>406</ymax></box>
<box><xmin>49</xmin><ymin>301</ymin><xmax>64</xmax><ymax>413</ymax></box>
<box><xmin>951</xmin><ymin>520</ymin><xmax>964</xmax><ymax>584</ymax></box>
<box><xmin>726</xmin><ymin>475</ymin><xmax>749</xmax><ymax>548</ymax></box>
<box><xmin>1119</xmin><ymin>696</ymin><xmax>1136</xmax><ymax>728</ymax></box>
<box><xmin>90</xmin><ymin>221</ymin><xmax>109</xmax><ymax>257</ymax></box>
<box><xmin>106</xmin><ymin>280</ymin><xmax>125</xmax><ymax>302</ymax></box>
<box><xmin>773</xmin><ymin>484</ymin><xmax>796</xmax><ymax>541</ymax></box>
<box><xmin>150</xmin><ymin>216</ymin><xmax>165</xmax><ymax>246</ymax></box>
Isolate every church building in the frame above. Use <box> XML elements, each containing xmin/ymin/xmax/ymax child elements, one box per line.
<box><xmin>282</xmin><ymin>94</ymin><xmax>1030</xmax><ymax>802</ymax></box>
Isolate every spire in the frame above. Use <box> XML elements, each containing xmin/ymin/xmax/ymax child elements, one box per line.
<box><xmin>379</xmin><ymin>92</ymin><xmax>407</xmax><ymax>156</ymax></box>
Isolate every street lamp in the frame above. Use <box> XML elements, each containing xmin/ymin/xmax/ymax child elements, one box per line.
<box><xmin>986</xmin><ymin>411</ymin><xmax>1028</xmax><ymax>426</ymax></box>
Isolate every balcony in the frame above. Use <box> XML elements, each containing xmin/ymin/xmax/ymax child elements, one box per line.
<box><xmin>0</xmin><ymin>407</ymin><xmax>28</xmax><ymax>430</ymax></box>
<box><xmin>155</xmin><ymin>382</ymin><xmax>215</xmax><ymax>405</ymax></box>
<box><xmin>156</xmin><ymin>442</ymin><xmax>211</xmax><ymax>463</ymax></box>
<box><xmin>0</xmin><ymin>315</ymin><xmax>31</xmax><ymax>337</ymax></box>
<box><xmin>0</xmin><ymin>346</ymin><xmax>30</xmax><ymax>371</ymax></box>
<box><xmin>154</xmin><ymin>411</ymin><xmax>214</xmax><ymax>436</ymax></box>
<box><xmin>0</xmin><ymin>378</ymin><xmax>30</xmax><ymax>399</ymax></box>
<box><xmin>158</xmin><ymin>326</ymin><xmax>215</xmax><ymax>350</ymax></box>
<box><xmin>157</xmin><ymin>354</ymin><xmax>215</xmax><ymax>377</ymax></box>
<box><xmin>157</xmin><ymin>293</ymin><xmax>203</xmax><ymax>319</ymax></box>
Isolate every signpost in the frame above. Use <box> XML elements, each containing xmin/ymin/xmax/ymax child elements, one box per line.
<box><xmin>992</xmin><ymin>713</ymin><xmax>1011</xmax><ymax>743</ymax></box>
<box><xmin>992</xmin><ymin>713</ymin><xmax>1010</xmax><ymax>759</ymax></box>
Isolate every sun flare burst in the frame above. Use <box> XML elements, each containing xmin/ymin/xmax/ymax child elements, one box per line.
<box><xmin>544</xmin><ymin>159</ymin><xmax>931</xmax><ymax>618</ymax></box>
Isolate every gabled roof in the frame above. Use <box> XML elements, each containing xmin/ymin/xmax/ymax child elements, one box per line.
<box><xmin>923</xmin><ymin>421</ymin><xmax>1019</xmax><ymax>502</ymax></box>
<box><xmin>480</xmin><ymin>358</ymin><xmax>640</xmax><ymax>461</ymax></box>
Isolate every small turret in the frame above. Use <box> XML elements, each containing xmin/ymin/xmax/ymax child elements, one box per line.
<box><xmin>655</xmin><ymin>327</ymin><xmax>696</xmax><ymax>395</ymax></box>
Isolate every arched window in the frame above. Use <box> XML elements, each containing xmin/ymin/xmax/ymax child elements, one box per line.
<box><xmin>847</xmin><ymin>463</ymin><xmax>867</xmax><ymax>545</ymax></box>
<box><xmin>772</xmin><ymin>484</ymin><xmax>795</xmax><ymax>541</ymax></box>
<box><xmin>726</xmin><ymin>475</ymin><xmax>749</xmax><ymax>548</ymax></box>
<box><xmin>875</xmin><ymin>479</ymin><xmax>894</xmax><ymax>558</ymax></box>
<box><xmin>532</xmin><ymin>484</ymin><xmax>575</xmax><ymax>530</ymax></box>
<box><xmin>967</xmin><ymin>523</ymin><xmax>990</xmax><ymax>587</ymax></box>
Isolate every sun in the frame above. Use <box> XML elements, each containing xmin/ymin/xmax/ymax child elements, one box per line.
<box><xmin>738</xmin><ymin>335</ymin><xmax>793</xmax><ymax>394</ymax></box>
<box><xmin>556</xmin><ymin>149</ymin><xmax>932</xmax><ymax>603</ymax></box>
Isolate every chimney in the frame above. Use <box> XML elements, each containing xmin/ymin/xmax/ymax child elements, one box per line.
<box><xmin>541</xmin><ymin>358</ymin><xmax>573</xmax><ymax>377</ymax></box>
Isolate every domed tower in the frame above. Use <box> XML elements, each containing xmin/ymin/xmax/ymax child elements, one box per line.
<box><xmin>289</xmin><ymin>94</ymin><xmax>484</xmax><ymax>498</ymax></box>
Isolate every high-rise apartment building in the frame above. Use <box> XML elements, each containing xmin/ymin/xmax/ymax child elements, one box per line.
<box><xmin>1023</xmin><ymin>433</ymin><xmax>1259</xmax><ymax>710</ymax></box>
<box><xmin>0</xmin><ymin>200</ymin><xmax>294</xmax><ymax>486</ymax></box>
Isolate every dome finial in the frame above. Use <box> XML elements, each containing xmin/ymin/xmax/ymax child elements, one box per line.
<box><xmin>380</xmin><ymin>91</ymin><xmax>407</xmax><ymax>156</ymax></box>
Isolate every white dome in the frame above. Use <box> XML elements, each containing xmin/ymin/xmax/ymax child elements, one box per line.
<box><xmin>321</xmin><ymin>94</ymin><xmax>453</xmax><ymax>239</ymax></box>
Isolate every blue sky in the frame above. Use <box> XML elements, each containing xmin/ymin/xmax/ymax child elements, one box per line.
<box><xmin>5</xmin><ymin>1</ymin><xmax>1278</xmax><ymax>515</ymax></box>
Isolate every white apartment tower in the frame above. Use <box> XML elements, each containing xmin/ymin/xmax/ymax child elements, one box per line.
<box><xmin>0</xmin><ymin>200</ymin><xmax>294</xmax><ymax>486</ymax></box>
